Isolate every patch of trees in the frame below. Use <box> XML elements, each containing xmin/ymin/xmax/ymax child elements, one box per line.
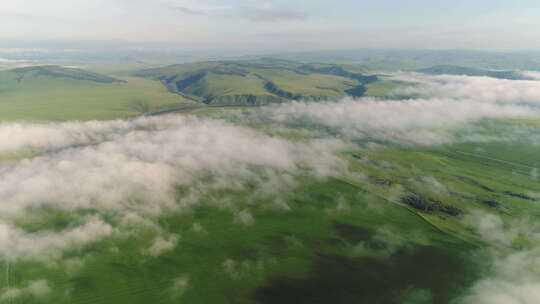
<box><xmin>503</xmin><ymin>191</ymin><xmax>537</xmax><ymax>201</ymax></box>
<box><xmin>400</xmin><ymin>192</ymin><xmax>463</xmax><ymax>216</ymax></box>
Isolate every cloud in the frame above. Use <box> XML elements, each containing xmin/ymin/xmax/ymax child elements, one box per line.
<box><xmin>521</xmin><ymin>71</ymin><xmax>540</xmax><ymax>80</ymax></box>
<box><xmin>234</xmin><ymin>209</ymin><xmax>255</xmax><ymax>226</ymax></box>
<box><xmin>241</xmin><ymin>7</ymin><xmax>307</xmax><ymax>22</ymax></box>
<box><xmin>0</xmin><ymin>280</ymin><xmax>51</xmax><ymax>301</ymax></box>
<box><xmin>165</xmin><ymin>0</ymin><xmax>307</xmax><ymax>22</ymax></box>
<box><xmin>233</xmin><ymin>97</ymin><xmax>540</xmax><ymax>146</ymax></box>
<box><xmin>0</xmin><ymin>217</ymin><xmax>114</xmax><ymax>261</ymax></box>
<box><xmin>2</xmin><ymin>71</ymin><xmax>540</xmax><ymax>301</ymax></box>
<box><xmin>0</xmin><ymin>115</ymin><xmax>345</xmax><ymax>262</ymax></box>
<box><xmin>169</xmin><ymin>275</ymin><xmax>190</xmax><ymax>299</ymax></box>
<box><xmin>0</xmin><ymin>119</ymin><xmax>133</xmax><ymax>155</ymax></box>
<box><xmin>456</xmin><ymin>212</ymin><xmax>540</xmax><ymax>304</ymax></box>
<box><xmin>392</xmin><ymin>73</ymin><xmax>540</xmax><ymax>106</ymax></box>
<box><xmin>0</xmin><ymin>116</ymin><xmax>344</xmax><ymax>216</ymax></box>
<box><xmin>146</xmin><ymin>234</ymin><xmax>180</xmax><ymax>257</ymax></box>
<box><xmin>165</xmin><ymin>0</ymin><xmax>232</xmax><ymax>16</ymax></box>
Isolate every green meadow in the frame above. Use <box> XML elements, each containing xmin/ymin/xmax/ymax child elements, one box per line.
<box><xmin>1</xmin><ymin>60</ymin><xmax>540</xmax><ymax>303</ymax></box>
<box><xmin>2</xmin><ymin>112</ymin><xmax>540</xmax><ymax>303</ymax></box>
<box><xmin>0</xmin><ymin>68</ymin><xmax>195</xmax><ymax>121</ymax></box>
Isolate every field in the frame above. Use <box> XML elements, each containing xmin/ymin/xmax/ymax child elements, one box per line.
<box><xmin>0</xmin><ymin>60</ymin><xmax>383</xmax><ymax>121</ymax></box>
<box><xmin>134</xmin><ymin>58</ymin><xmax>378</xmax><ymax>105</ymax></box>
<box><xmin>0</xmin><ymin>59</ymin><xmax>540</xmax><ymax>303</ymax></box>
<box><xmin>0</xmin><ymin>67</ymin><xmax>195</xmax><ymax>121</ymax></box>
<box><xmin>0</xmin><ymin>110</ymin><xmax>539</xmax><ymax>303</ymax></box>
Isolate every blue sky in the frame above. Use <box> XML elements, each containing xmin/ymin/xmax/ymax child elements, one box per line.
<box><xmin>1</xmin><ymin>0</ymin><xmax>540</xmax><ymax>50</ymax></box>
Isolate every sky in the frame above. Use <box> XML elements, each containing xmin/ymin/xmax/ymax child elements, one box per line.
<box><xmin>1</xmin><ymin>0</ymin><xmax>540</xmax><ymax>51</ymax></box>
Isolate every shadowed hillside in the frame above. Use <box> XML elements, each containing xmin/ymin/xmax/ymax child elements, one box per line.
<box><xmin>133</xmin><ymin>58</ymin><xmax>379</xmax><ymax>105</ymax></box>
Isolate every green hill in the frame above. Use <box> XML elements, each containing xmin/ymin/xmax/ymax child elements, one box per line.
<box><xmin>133</xmin><ymin>58</ymin><xmax>379</xmax><ymax>105</ymax></box>
<box><xmin>416</xmin><ymin>65</ymin><xmax>531</xmax><ymax>80</ymax></box>
<box><xmin>0</xmin><ymin>66</ymin><xmax>195</xmax><ymax>121</ymax></box>
<box><xmin>10</xmin><ymin>65</ymin><xmax>126</xmax><ymax>84</ymax></box>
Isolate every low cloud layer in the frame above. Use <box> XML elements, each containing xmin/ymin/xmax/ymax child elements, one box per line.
<box><xmin>0</xmin><ymin>115</ymin><xmax>345</xmax><ymax>262</ymax></box>
<box><xmin>231</xmin><ymin>97</ymin><xmax>540</xmax><ymax>146</ymax></box>
<box><xmin>392</xmin><ymin>73</ymin><xmax>540</xmax><ymax>106</ymax></box>
<box><xmin>0</xmin><ymin>280</ymin><xmax>50</xmax><ymax>301</ymax></box>
<box><xmin>457</xmin><ymin>212</ymin><xmax>540</xmax><ymax>304</ymax></box>
<box><xmin>1</xmin><ymin>72</ymin><xmax>540</xmax><ymax>301</ymax></box>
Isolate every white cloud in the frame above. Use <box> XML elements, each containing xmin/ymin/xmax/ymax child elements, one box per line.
<box><xmin>0</xmin><ymin>280</ymin><xmax>51</xmax><ymax>301</ymax></box>
<box><xmin>393</xmin><ymin>73</ymin><xmax>540</xmax><ymax>106</ymax></box>
<box><xmin>234</xmin><ymin>209</ymin><xmax>255</xmax><ymax>226</ymax></box>
<box><xmin>0</xmin><ymin>217</ymin><xmax>114</xmax><ymax>261</ymax></box>
<box><xmin>169</xmin><ymin>275</ymin><xmax>190</xmax><ymax>299</ymax></box>
<box><xmin>165</xmin><ymin>0</ymin><xmax>232</xmax><ymax>15</ymax></box>
<box><xmin>457</xmin><ymin>212</ymin><xmax>540</xmax><ymax>304</ymax></box>
<box><xmin>0</xmin><ymin>115</ymin><xmax>344</xmax><ymax>262</ymax></box>
<box><xmin>521</xmin><ymin>71</ymin><xmax>540</xmax><ymax>81</ymax></box>
<box><xmin>146</xmin><ymin>234</ymin><xmax>180</xmax><ymax>257</ymax></box>
<box><xmin>0</xmin><ymin>119</ymin><xmax>133</xmax><ymax>155</ymax></box>
<box><xmin>243</xmin><ymin>96</ymin><xmax>539</xmax><ymax>146</ymax></box>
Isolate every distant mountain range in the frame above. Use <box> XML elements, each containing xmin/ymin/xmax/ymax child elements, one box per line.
<box><xmin>416</xmin><ymin>65</ymin><xmax>532</xmax><ymax>80</ymax></box>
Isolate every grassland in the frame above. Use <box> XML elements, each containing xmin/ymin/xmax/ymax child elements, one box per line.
<box><xmin>134</xmin><ymin>58</ymin><xmax>378</xmax><ymax>105</ymax></box>
<box><xmin>0</xmin><ymin>67</ymin><xmax>195</xmax><ymax>121</ymax></box>
<box><xmin>2</xmin><ymin>112</ymin><xmax>539</xmax><ymax>303</ymax></box>
<box><xmin>364</xmin><ymin>80</ymin><xmax>407</xmax><ymax>97</ymax></box>
<box><xmin>1</xmin><ymin>59</ymin><xmax>540</xmax><ymax>303</ymax></box>
<box><xmin>0</xmin><ymin>171</ymin><xmax>480</xmax><ymax>304</ymax></box>
<box><xmin>0</xmin><ymin>60</ymin><xmax>384</xmax><ymax>121</ymax></box>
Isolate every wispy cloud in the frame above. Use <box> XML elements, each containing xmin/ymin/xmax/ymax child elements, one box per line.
<box><xmin>456</xmin><ymin>212</ymin><xmax>540</xmax><ymax>304</ymax></box>
<box><xmin>165</xmin><ymin>0</ymin><xmax>307</xmax><ymax>22</ymax></box>
<box><xmin>392</xmin><ymin>73</ymin><xmax>540</xmax><ymax>106</ymax></box>
<box><xmin>165</xmin><ymin>0</ymin><xmax>232</xmax><ymax>16</ymax></box>
<box><xmin>241</xmin><ymin>7</ymin><xmax>307</xmax><ymax>22</ymax></box>
<box><xmin>0</xmin><ymin>115</ymin><xmax>345</xmax><ymax>262</ymax></box>
<box><xmin>0</xmin><ymin>280</ymin><xmax>51</xmax><ymax>301</ymax></box>
<box><xmin>231</xmin><ymin>96</ymin><xmax>540</xmax><ymax>146</ymax></box>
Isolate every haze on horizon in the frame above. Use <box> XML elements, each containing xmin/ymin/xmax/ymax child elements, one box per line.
<box><xmin>2</xmin><ymin>0</ymin><xmax>540</xmax><ymax>52</ymax></box>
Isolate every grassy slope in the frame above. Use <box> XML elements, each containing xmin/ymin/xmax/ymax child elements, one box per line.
<box><xmin>364</xmin><ymin>80</ymin><xmax>405</xmax><ymax>97</ymax></box>
<box><xmin>0</xmin><ymin>70</ymin><xmax>195</xmax><ymax>121</ymax></box>
<box><xmin>255</xmin><ymin>69</ymin><xmax>354</xmax><ymax>99</ymax></box>
<box><xmin>1</xmin><ymin>58</ymin><xmax>539</xmax><ymax>301</ymax></box>
<box><xmin>2</xmin><ymin>176</ymin><xmax>476</xmax><ymax>304</ymax></box>
<box><xmin>133</xmin><ymin>59</ymin><xmax>377</xmax><ymax>105</ymax></box>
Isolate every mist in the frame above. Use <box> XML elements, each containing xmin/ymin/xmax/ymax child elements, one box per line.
<box><xmin>1</xmin><ymin>71</ymin><xmax>540</xmax><ymax>301</ymax></box>
<box><xmin>0</xmin><ymin>115</ymin><xmax>346</xmax><ymax>262</ymax></box>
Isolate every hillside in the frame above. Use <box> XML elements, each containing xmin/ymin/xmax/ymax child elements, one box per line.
<box><xmin>133</xmin><ymin>58</ymin><xmax>379</xmax><ymax>105</ymax></box>
<box><xmin>10</xmin><ymin>65</ymin><xmax>126</xmax><ymax>83</ymax></box>
<box><xmin>416</xmin><ymin>65</ymin><xmax>531</xmax><ymax>80</ymax></box>
<box><xmin>0</xmin><ymin>66</ymin><xmax>195</xmax><ymax>121</ymax></box>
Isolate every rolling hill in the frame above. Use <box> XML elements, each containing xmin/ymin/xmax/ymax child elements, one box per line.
<box><xmin>416</xmin><ymin>65</ymin><xmax>531</xmax><ymax>80</ymax></box>
<box><xmin>133</xmin><ymin>58</ymin><xmax>379</xmax><ymax>106</ymax></box>
<box><xmin>10</xmin><ymin>65</ymin><xmax>126</xmax><ymax>84</ymax></box>
<box><xmin>0</xmin><ymin>66</ymin><xmax>195</xmax><ymax>121</ymax></box>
